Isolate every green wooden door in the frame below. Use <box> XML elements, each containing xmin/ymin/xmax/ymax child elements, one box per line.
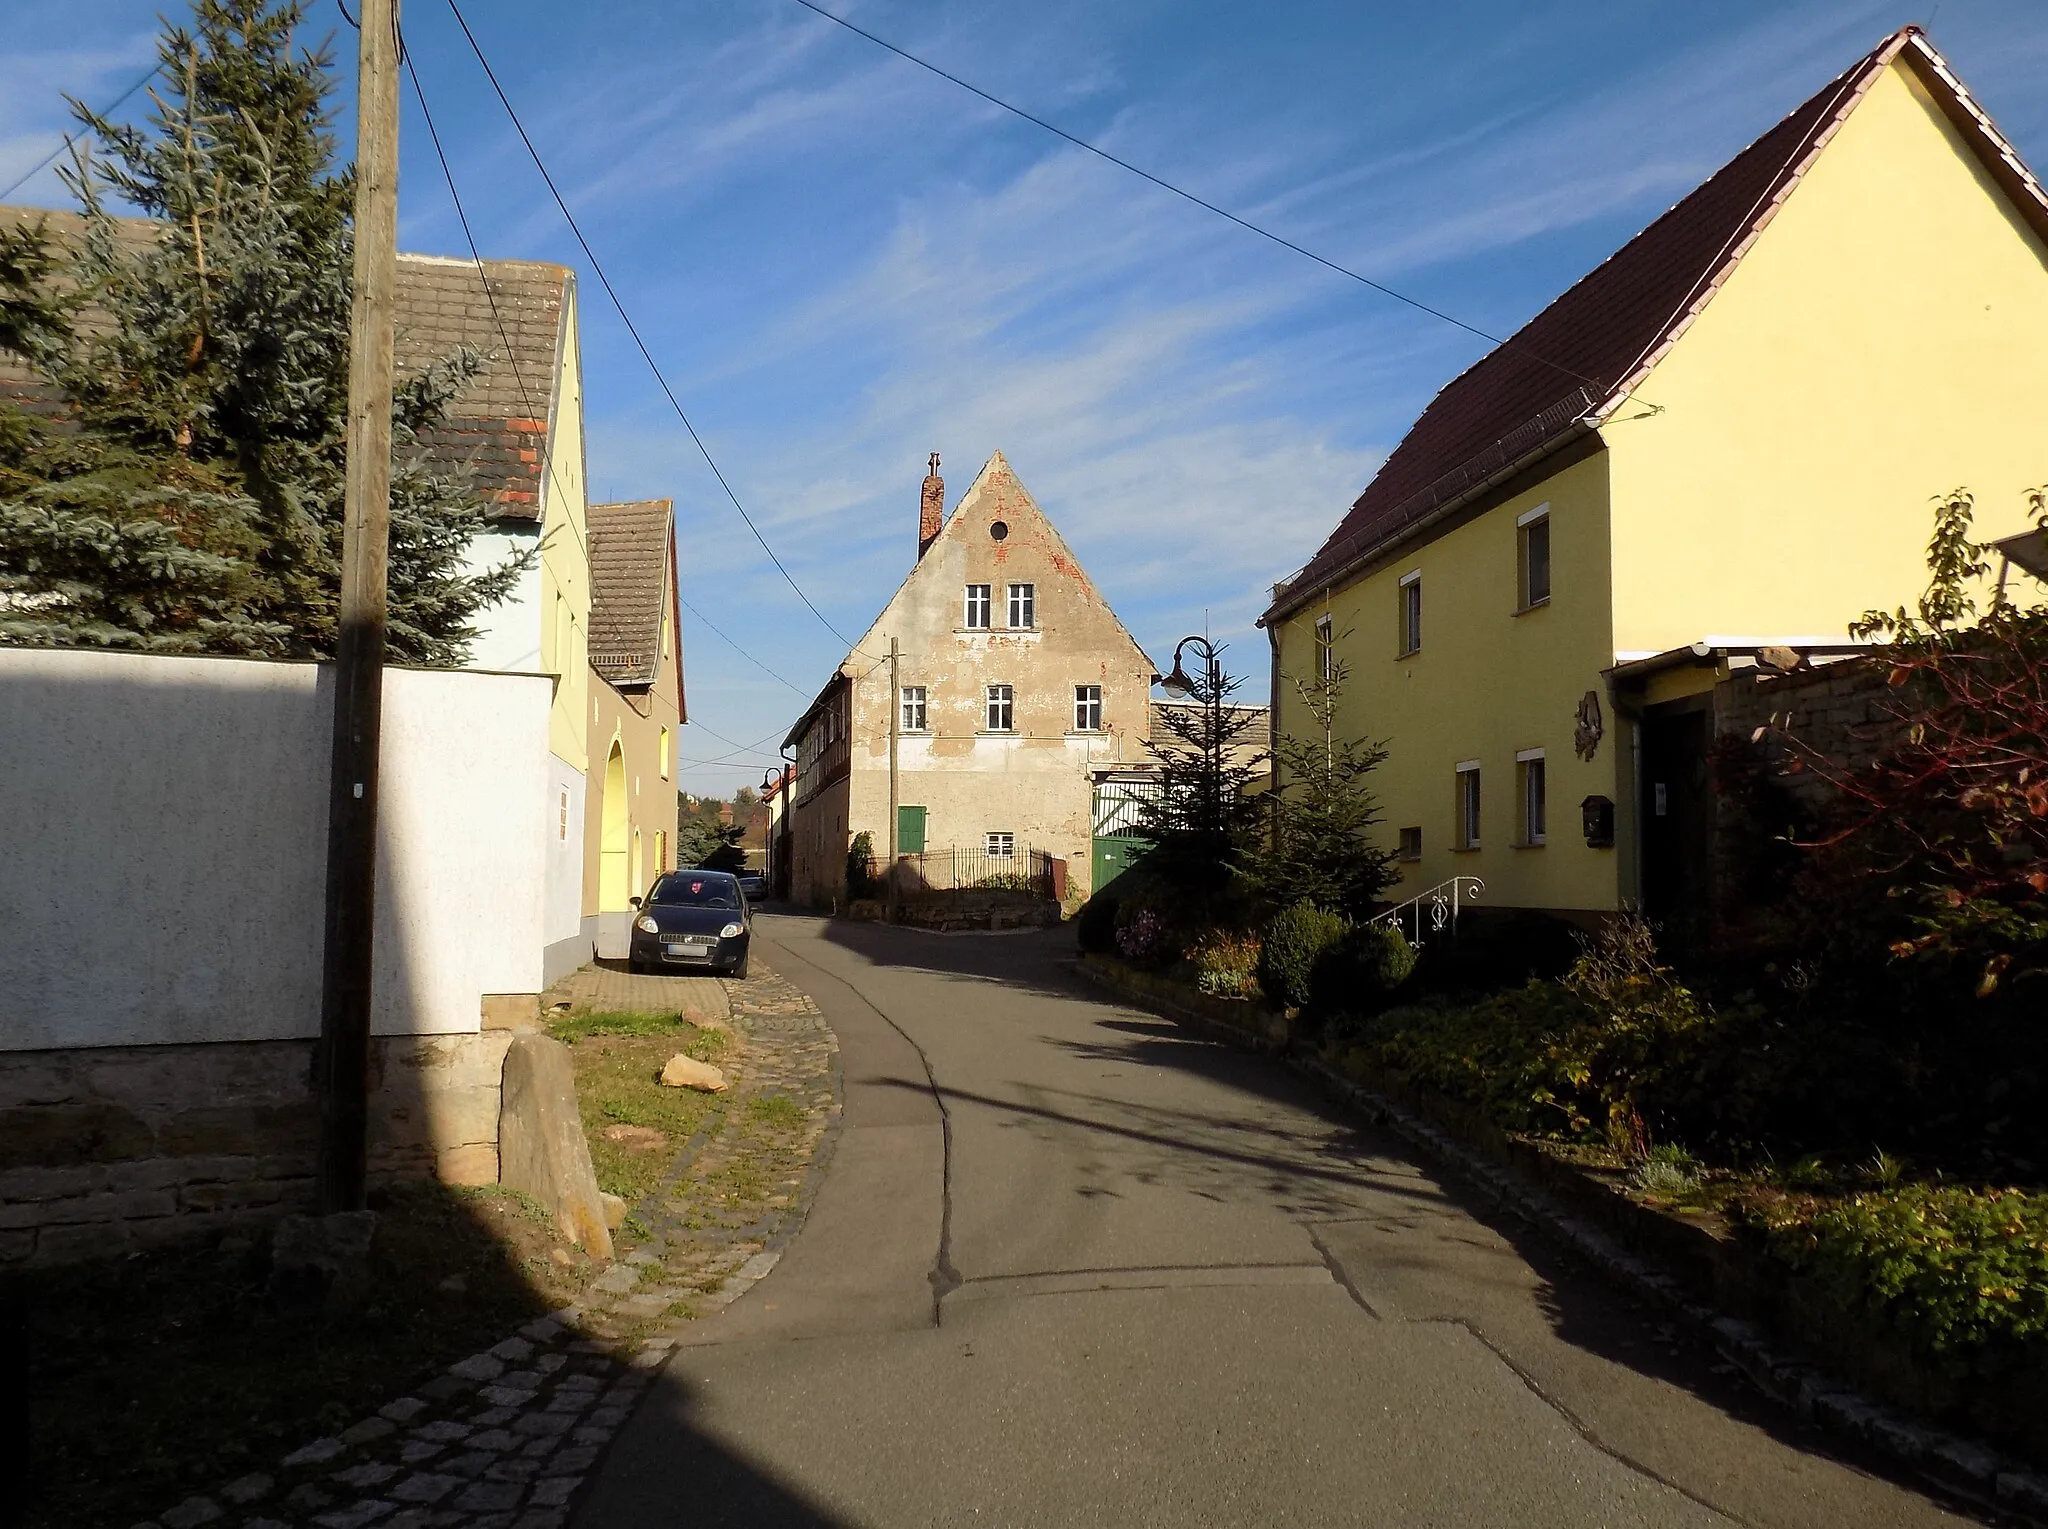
<box><xmin>897</xmin><ymin>804</ymin><xmax>927</xmax><ymax>854</ymax></box>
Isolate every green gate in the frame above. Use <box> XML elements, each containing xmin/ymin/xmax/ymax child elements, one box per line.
<box><xmin>897</xmin><ymin>804</ymin><xmax>927</xmax><ymax>854</ymax></box>
<box><xmin>1090</xmin><ymin>779</ymin><xmax>1156</xmax><ymax>896</ymax></box>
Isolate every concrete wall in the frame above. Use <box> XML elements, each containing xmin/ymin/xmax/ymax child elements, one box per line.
<box><xmin>0</xmin><ymin>647</ymin><xmax>552</xmax><ymax>1049</ymax></box>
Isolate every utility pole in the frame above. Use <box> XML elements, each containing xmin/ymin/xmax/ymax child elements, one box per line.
<box><xmin>886</xmin><ymin>636</ymin><xmax>900</xmax><ymax>920</ymax></box>
<box><xmin>315</xmin><ymin>0</ymin><xmax>402</xmax><ymax>1216</ymax></box>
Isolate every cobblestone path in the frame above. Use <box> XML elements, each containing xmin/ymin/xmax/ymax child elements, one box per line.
<box><xmin>132</xmin><ymin>960</ymin><xmax>840</xmax><ymax>1529</ymax></box>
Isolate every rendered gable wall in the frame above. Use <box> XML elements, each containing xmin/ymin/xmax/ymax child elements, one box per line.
<box><xmin>1604</xmin><ymin>56</ymin><xmax>2048</xmax><ymax>654</ymax></box>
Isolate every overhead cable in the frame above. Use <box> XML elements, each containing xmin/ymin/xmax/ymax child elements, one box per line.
<box><xmin>0</xmin><ymin>62</ymin><xmax>163</xmax><ymax>202</ymax></box>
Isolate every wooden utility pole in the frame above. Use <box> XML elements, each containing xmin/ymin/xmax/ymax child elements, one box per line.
<box><xmin>315</xmin><ymin>0</ymin><xmax>402</xmax><ymax>1216</ymax></box>
<box><xmin>886</xmin><ymin>636</ymin><xmax>901</xmax><ymax>920</ymax></box>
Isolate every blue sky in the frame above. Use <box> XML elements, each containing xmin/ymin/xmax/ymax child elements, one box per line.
<box><xmin>6</xmin><ymin>1</ymin><xmax>2048</xmax><ymax>793</ymax></box>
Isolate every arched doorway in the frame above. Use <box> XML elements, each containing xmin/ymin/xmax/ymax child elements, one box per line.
<box><xmin>600</xmin><ymin>743</ymin><xmax>629</xmax><ymax>910</ymax></box>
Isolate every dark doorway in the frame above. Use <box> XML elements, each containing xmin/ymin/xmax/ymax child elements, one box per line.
<box><xmin>1640</xmin><ymin>701</ymin><xmax>1713</xmax><ymax>944</ymax></box>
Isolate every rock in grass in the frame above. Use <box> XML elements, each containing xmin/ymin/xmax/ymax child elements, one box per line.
<box><xmin>600</xmin><ymin>1124</ymin><xmax>668</xmax><ymax>1151</ymax></box>
<box><xmin>659</xmin><ymin>1054</ymin><xmax>728</xmax><ymax>1092</ymax></box>
<box><xmin>600</xmin><ymin>1191</ymin><xmax>629</xmax><ymax>1230</ymax></box>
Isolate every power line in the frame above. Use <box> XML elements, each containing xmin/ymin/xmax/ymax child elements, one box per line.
<box><xmin>403</xmin><ymin>41</ymin><xmax>813</xmax><ymax>709</ymax></box>
<box><xmin>785</xmin><ymin>0</ymin><xmax>1612</xmax><ymax>395</ymax></box>
<box><xmin>443</xmin><ymin>0</ymin><xmax>865</xmax><ymax>655</ymax></box>
<box><xmin>0</xmin><ymin>62</ymin><xmax>163</xmax><ymax>202</ymax></box>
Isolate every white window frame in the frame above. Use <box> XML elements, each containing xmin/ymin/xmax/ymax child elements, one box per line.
<box><xmin>1517</xmin><ymin>503</ymin><xmax>1552</xmax><ymax>610</ymax></box>
<box><xmin>1397</xmin><ymin>570</ymin><xmax>1422</xmax><ymax>656</ymax></box>
<box><xmin>1074</xmin><ymin>684</ymin><xmax>1103</xmax><ymax>732</ymax></box>
<box><xmin>985</xmin><ymin>683</ymin><xmax>1014</xmax><ymax>732</ymax></box>
<box><xmin>964</xmin><ymin>584</ymin><xmax>991</xmax><ymax>629</ymax></box>
<box><xmin>986</xmin><ymin>831</ymin><xmax>1016</xmax><ymax>859</ymax></box>
<box><xmin>1454</xmin><ymin>759</ymin><xmax>1482</xmax><ymax>850</ymax></box>
<box><xmin>1516</xmin><ymin>748</ymin><xmax>1547</xmax><ymax>846</ymax></box>
<box><xmin>1314</xmin><ymin>615</ymin><xmax>1334</xmax><ymax>682</ymax></box>
<box><xmin>1007</xmin><ymin>582</ymin><xmax>1036</xmax><ymax>629</ymax></box>
<box><xmin>901</xmin><ymin>685</ymin><xmax>928</xmax><ymax>733</ymax></box>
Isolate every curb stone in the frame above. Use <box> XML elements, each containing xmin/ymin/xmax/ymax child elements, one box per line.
<box><xmin>1071</xmin><ymin>956</ymin><xmax>2048</xmax><ymax>1527</ymax></box>
<box><xmin>127</xmin><ymin>960</ymin><xmax>842</xmax><ymax>1529</ymax></box>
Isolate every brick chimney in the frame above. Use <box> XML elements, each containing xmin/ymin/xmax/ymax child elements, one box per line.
<box><xmin>918</xmin><ymin>452</ymin><xmax>944</xmax><ymax>560</ymax></box>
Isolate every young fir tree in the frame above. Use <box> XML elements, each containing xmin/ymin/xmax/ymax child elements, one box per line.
<box><xmin>1134</xmin><ymin>647</ymin><xmax>1267</xmax><ymax>899</ymax></box>
<box><xmin>0</xmin><ymin>0</ymin><xmax>523</xmax><ymax>660</ymax></box>
<box><xmin>1260</xmin><ymin>645</ymin><xmax>1396</xmax><ymax>919</ymax></box>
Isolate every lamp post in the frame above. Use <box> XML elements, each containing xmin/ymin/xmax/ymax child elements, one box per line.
<box><xmin>1157</xmin><ymin>634</ymin><xmax>1226</xmax><ymax>834</ymax></box>
<box><xmin>760</xmin><ymin>768</ymin><xmax>782</xmax><ymax>896</ymax></box>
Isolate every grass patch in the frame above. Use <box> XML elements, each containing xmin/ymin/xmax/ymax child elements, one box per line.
<box><xmin>557</xmin><ymin>1011</ymin><xmax>732</xmax><ymax>1206</ymax></box>
<box><xmin>746</xmin><ymin>1094</ymin><xmax>805</xmax><ymax>1130</ymax></box>
<box><xmin>11</xmin><ymin>1181</ymin><xmax>596</xmax><ymax>1529</ymax></box>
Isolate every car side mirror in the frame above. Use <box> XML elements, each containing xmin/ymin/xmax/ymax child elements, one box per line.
<box><xmin>629</xmin><ymin>896</ymin><xmax>642</xmax><ymax>909</ymax></box>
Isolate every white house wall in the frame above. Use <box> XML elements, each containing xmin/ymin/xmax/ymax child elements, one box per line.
<box><xmin>0</xmin><ymin>648</ymin><xmax>551</xmax><ymax>1050</ymax></box>
<box><xmin>459</xmin><ymin>525</ymin><xmax>545</xmax><ymax>673</ymax></box>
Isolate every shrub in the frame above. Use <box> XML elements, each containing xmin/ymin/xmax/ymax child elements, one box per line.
<box><xmin>1260</xmin><ymin>901</ymin><xmax>1348</xmax><ymax>1011</ymax></box>
<box><xmin>1309</xmin><ymin>922</ymin><xmax>1416</xmax><ymax>1017</ymax></box>
<box><xmin>846</xmin><ymin>831</ymin><xmax>877</xmax><ymax>900</ymax></box>
<box><xmin>1746</xmin><ymin>1184</ymin><xmax>2048</xmax><ymax>1357</ymax></box>
<box><xmin>1412</xmin><ymin>909</ymin><xmax>1582</xmax><ymax>993</ymax></box>
<box><xmin>1116</xmin><ymin>907</ymin><xmax>1167</xmax><ymax>963</ymax></box>
<box><xmin>1076</xmin><ymin>890</ymin><xmax>1120</xmax><ymax>953</ymax></box>
<box><xmin>1190</xmin><ymin>929</ymin><xmax>1261</xmax><ymax>999</ymax></box>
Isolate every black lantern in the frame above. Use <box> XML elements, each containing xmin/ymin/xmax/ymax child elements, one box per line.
<box><xmin>1580</xmin><ymin>795</ymin><xmax>1615</xmax><ymax>848</ymax></box>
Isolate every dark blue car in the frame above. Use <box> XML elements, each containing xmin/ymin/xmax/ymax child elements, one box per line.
<box><xmin>628</xmin><ymin>870</ymin><xmax>751</xmax><ymax>978</ymax></box>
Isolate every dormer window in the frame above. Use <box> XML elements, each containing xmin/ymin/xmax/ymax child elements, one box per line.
<box><xmin>964</xmin><ymin>584</ymin><xmax>991</xmax><ymax>629</ymax></box>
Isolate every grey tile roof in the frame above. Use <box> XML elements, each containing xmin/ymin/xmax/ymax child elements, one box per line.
<box><xmin>588</xmin><ymin>499</ymin><xmax>673</xmax><ymax>686</ymax></box>
<box><xmin>0</xmin><ymin>207</ymin><xmax>569</xmax><ymax>521</ymax></box>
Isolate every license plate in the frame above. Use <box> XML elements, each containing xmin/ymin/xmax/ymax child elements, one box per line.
<box><xmin>665</xmin><ymin>939</ymin><xmax>711</xmax><ymax>954</ymax></box>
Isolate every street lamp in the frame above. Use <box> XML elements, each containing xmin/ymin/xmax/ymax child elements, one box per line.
<box><xmin>1158</xmin><ymin>634</ymin><xmax>1223</xmax><ymax>704</ymax></box>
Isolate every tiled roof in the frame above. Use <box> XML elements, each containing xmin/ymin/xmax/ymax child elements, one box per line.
<box><xmin>1267</xmin><ymin>26</ymin><xmax>2026</xmax><ymax>621</ymax></box>
<box><xmin>588</xmin><ymin>499</ymin><xmax>673</xmax><ymax>686</ymax></box>
<box><xmin>0</xmin><ymin>208</ymin><xmax>569</xmax><ymax>522</ymax></box>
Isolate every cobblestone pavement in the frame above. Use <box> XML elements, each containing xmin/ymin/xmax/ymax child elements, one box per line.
<box><xmin>131</xmin><ymin>960</ymin><xmax>839</xmax><ymax>1529</ymax></box>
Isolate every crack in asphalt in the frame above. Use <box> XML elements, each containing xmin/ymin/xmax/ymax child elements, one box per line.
<box><xmin>760</xmin><ymin>930</ymin><xmax>962</xmax><ymax>1324</ymax></box>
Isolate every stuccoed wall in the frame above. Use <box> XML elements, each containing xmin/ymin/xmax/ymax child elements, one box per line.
<box><xmin>0</xmin><ymin>647</ymin><xmax>552</xmax><ymax>1050</ymax></box>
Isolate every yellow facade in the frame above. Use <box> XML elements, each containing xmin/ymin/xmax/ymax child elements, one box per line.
<box><xmin>1268</xmin><ymin>45</ymin><xmax>2048</xmax><ymax>916</ymax></box>
<box><xmin>541</xmin><ymin>297</ymin><xmax>592</xmax><ymax>773</ymax></box>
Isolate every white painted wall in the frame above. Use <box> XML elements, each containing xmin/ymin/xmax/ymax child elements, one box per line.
<box><xmin>460</xmin><ymin>526</ymin><xmax>544</xmax><ymax>674</ymax></box>
<box><xmin>542</xmin><ymin>754</ymin><xmax>589</xmax><ymax>985</ymax></box>
<box><xmin>0</xmin><ymin>648</ymin><xmax>552</xmax><ymax>1050</ymax></box>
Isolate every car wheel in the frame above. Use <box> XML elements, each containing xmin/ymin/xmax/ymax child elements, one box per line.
<box><xmin>627</xmin><ymin>956</ymin><xmax>645</xmax><ymax>975</ymax></box>
<box><xmin>731</xmin><ymin>957</ymin><xmax>749</xmax><ymax>981</ymax></box>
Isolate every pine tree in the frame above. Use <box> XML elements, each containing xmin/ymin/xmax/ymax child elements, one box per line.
<box><xmin>1</xmin><ymin>0</ymin><xmax>525</xmax><ymax>661</ymax></box>
<box><xmin>1259</xmin><ymin>648</ymin><xmax>1396</xmax><ymax>919</ymax></box>
<box><xmin>1135</xmin><ymin>649</ymin><xmax>1267</xmax><ymax>900</ymax></box>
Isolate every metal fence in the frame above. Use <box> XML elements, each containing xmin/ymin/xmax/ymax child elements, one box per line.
<box><xmin>881</xmin><ymin>844</ymin><xmax>1057</xmax><ymax>899</ymax></box>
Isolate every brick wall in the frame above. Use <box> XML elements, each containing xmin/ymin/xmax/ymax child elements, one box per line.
<box><xmin>0</xmin><ymin>1032</ymin><xmax>510</xmax><ymax>1266</ymax></box>
<box><xmin>1713</xmin><ymin>656</ymin><xmax>1900</xmax><ymax>813</ymax></box>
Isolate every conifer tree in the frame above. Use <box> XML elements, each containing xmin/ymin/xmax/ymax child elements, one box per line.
<box><xmin>0</xmin><ymin>0</ymin><xmax>524</xmax><ymax>660</ymax></box>
<box><xmin>1135</xmin><ymin>649</ymin><xmax>1267</xmax><ymax>898</ymax></box>
<box><xmin>1259</xmin><ymin>648</ymin><xmax>1396</xmax><ymax>919</ymax></box>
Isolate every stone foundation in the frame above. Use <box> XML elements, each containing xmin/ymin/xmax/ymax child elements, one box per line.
<box><xmin>0</xmin><ymin>1031</ymin><xmax>512</xmax><ymax>1266</ymax></box>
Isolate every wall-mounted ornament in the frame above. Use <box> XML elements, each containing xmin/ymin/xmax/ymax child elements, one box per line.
<box><xmin>1574</xmin><ymin>689</ymin><xmax>1604</xmax><ymax>761</ymax></box>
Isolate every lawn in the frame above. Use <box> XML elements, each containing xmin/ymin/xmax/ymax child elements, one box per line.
<box><xmin>552</xmin><ymin>1009</ymin><xmax>733</xmax><ymax>1210</ymax></box>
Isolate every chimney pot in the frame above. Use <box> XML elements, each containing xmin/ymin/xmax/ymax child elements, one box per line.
<box><xmin>918</xmin><ymin>452</ymin><xmax>944</xmax><ymax>560</ymax></box>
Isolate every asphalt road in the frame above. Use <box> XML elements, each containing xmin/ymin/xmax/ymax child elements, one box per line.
<box><xmin>575</xmin><ymin>913</ymin><xmax>1981</xmax><ymax>1528</ymax></box>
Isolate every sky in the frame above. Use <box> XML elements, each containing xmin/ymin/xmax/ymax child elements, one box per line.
<box><xmin>5</xmin><ymin>0</ymin><xmax>2048</xmax><ymax>794</ymax></box>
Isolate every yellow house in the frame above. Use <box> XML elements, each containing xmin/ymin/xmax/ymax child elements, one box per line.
<box><xmin>1262</xmin><ymin>27</ymin><xmax>2048</xmax><ymax>924</ymax></box>
<box><xmin>583</xmin><ymin>500</ymin><xmax>687</xmax><ymax>957</ymax></box>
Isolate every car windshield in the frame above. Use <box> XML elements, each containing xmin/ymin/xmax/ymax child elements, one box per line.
<box><xmin>648</xmin><ymin>875</ymin><xmax>738</xmax><ymax>908</ymax></box>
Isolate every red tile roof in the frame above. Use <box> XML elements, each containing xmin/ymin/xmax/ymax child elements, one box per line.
<box><xmin>588</xmin><ymin>499</ymin><xmax>675</xmax><ymax>687</ymax></box>
<box><xmin>1266</xmin><ymin>26</ymin><xmax>2043</xmax><ymax>623</ymax></box>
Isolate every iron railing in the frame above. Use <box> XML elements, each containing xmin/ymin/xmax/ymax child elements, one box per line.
<box><xmin>881</xmin><ymin>845</ymin><xmax>1057</xmax><ymax>899</ymax></box>
<box><xmin>1368</xmin><ymin>875</ymin><xmax>1484</xmax><ymax>951</ymax></box>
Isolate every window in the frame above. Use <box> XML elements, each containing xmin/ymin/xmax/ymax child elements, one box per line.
<box><xmin>1398</xmin><ymin>570</ymin><xmax>1422</xmax><ymax>656</ymax></box>
<box><xmin>1074</xmin><ymin>684</ymin><xmax>1103</xmax><ymax>732</ymax></box>
<box><xmin>986</xmin><ymin>832</ymin><xmax>1015</xmax><ymax>859</ymax></box>
<box><xmin>1007</xmin><ymin>582</ymin><xmax>1036</xmax><ymax>629</ymax></box>
<box><xmin>1398</xmin><ymin>826</ymin><xmax>1422</xmax><ymax>861</ymax></box>
<box><xmin>964</xmin><ymin>584</ymin><xmax>991</xmax><ymax>629</ymax></box>
<box><xmin>1454</xmin><ymin>760</ymin><xmax>1482</xmax><ymax>849</ymax></box>
<box><xmin>655</xmin><ymin>829</ymin><xmax>669</xmax><ymax>872</ymax></box>
<box><xmin>1518</xmin><ymin>750</ymin><xmax>1547</xmax><ymax>845</ymax></box>
<box><xmin>901</xmin><ymin>685</ymin><xmax>928</xmax><ymax>732</ymax></box>
<box><xmin>1518</xmin><ymin>505</ymin><xmax>1552</xmax><ymax>609</ymax></box>
<box><xmin>559</xmin><ymin>788</ymin><xmax>570</xmax><ymax>843</ymax></box>
<box><xmin>1314</xmin><ymin>615</ymin><xmax>1334</xmax><ymax>682</ymax></box>
<box><xmin>659</xmin><ymin>727</ymin><xmax>670</xmax><ymax>780</ymax></box>
<box><xmin>985</xmin><ymin>684</ymin><xmax>1014</xmax><ymax>731</ymax></box>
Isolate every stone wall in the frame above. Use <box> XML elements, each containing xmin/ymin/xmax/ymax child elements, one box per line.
<box><xmin>0</xmin><ymin>1031</ymin><xmax>510</xmax><ymax>1266</ymax></box>
<box><xmin>1713</xmin><ymin>655</ymin><xmax>1900</xmax><ymax>811</ymax></box>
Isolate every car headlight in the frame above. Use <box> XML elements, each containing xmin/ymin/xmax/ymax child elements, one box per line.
<box><xmin>635</xmin><ymin>915</ymin><xmax>659</xmax><ymax>934</ymax></box>
<box><xmin>719</xmin><ymin>922</ymin><xmax>744</xmax><ymax>939</ymax></box>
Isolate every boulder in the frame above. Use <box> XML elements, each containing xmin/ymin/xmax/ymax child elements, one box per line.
<box><xmin>498</xmin><ymin>1034</ymin><xmax>613</xmax><ymax>1260</ymax></box>
<box><xmin>659</xmin><ymin>1054</ymin><xmax>728</xmax><ymax>1092</ymax></box>
<box><xmin>600</xmin><ymin>1191</ymin><xmax>629</xmax><ymax>1231</ymax></box>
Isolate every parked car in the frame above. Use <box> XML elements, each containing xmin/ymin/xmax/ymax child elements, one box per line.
<box><xmin>737</xmin><ymin>869</ymin><xmax>769</xmax><ymax>902</ymax></box>
<box><xmin>629</xmin><ymin>870</ymin><xmax>750</xmax><ymax>977</ymax></box>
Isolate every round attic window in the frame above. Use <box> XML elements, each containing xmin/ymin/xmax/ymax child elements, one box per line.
<box><xmin>990</xmin><ymin>521</ymin><xmax>1009</xmax><ymax>541</ymax></box>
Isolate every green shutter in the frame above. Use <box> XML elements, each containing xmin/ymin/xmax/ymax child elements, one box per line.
<box><xmin>897</xmin><ymin>805</ymin><xmax>927</xmax><ymax>854</ymax></box>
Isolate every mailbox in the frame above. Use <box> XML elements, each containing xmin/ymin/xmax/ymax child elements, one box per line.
<box><xmin>1581</xmin><ymin>795</ymin><xmax>1615</xmax><ymax>848</ymax></box>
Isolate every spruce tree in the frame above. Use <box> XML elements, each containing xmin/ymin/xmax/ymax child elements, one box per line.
<box><xmin>1135</xmin><ymin>648</ymin><xmax>1267</xmax><ymax>900</ymax></box>
<box><xmin>1259</xmin><ymin>649</ymin><xmax>1396</xmax><ymax>919</ymax></box>
<box><xmin>0</xmin><ymin>0</ymin><xmax>525</xmax><ymax>661</ymax></box>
